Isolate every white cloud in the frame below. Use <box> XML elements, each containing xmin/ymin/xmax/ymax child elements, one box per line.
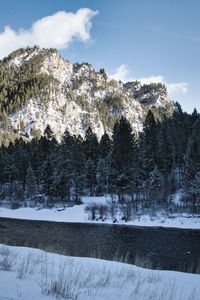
<box><xmin>137</xmin><ymin>75</ymin><xmax>165</xmax><ymax>85</ymax></box>
<box><xmin>167</xmin><ymin>82</ymin><xmax>188</xmax><ymax>95</ymax></box>
<box><xmin>110</xmin><ymin>64</ymin><xmax>188</xmax><ymax>96</ymax></box>
<box><xmin>0</xmin><ymin>8</ymin><xmax>98</xmax><ymax>59</ymax></box>
<box><xmin>110</xmin><ymin>64</ymin><xmax>131</xmax><ymax>82</ymax></box>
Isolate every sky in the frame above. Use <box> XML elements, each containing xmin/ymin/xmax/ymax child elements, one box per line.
<box><xmin>0</xmin><ymin>0</ymin><xmax>199</xmax><ymax>113</ymax></box>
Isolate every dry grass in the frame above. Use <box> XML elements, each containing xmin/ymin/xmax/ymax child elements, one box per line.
<box><xmin>0</xmin><ymin>245</ymin><xmax>200</xmax><ymax>300</ymax></box>
<box><xmin>0</xmin><ymin>246</ymin><xmax>14</xmax><ymax>271</ymax></box>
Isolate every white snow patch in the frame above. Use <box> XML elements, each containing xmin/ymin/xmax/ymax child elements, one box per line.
<box><xmin>0</xmin><ymin>244</ymin><xmax>199</xmax><ymax>300</ymax></box>
<box><xmin>0</xmin><ymin>196</ymin><xmax>199</xmax><ymax>229</ymax></box>
<box><xmin>8</xmin><ymin>48</ymin><xmax>40</xmax><ymax>67</ymax></box>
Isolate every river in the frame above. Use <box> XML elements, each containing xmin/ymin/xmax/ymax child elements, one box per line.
<box><xmin>0</xmin><ymin>217</ymin><xmax>199</xmax><ymax>273</ymax></box>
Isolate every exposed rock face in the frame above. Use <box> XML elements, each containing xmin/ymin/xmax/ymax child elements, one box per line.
<box><xmin>0</xmin><ymin>47</ymin><xmax>175</xmax><ymax>142</ymax></box>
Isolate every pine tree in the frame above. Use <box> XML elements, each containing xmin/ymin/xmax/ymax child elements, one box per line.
<box><xmin>12</xmin><ymin>138</ymin><xmax>28</xmax><ymax>189</ymax></box>
<box><xmin>41</xmin><ymin>157</ymin><xmax>54</xmax><ymax>198</ymax></box>
<box><xmin>25</xmin><ymin>166</ymin><xmax>37</xmax><ymax>198</ymax></box>
<box><xmin>83</xmin><ymin>127</ymin><xmax>99</xmax><ymax>195</ymax></box>
<box><xmin>189</xmin><ymin>172</ymin><xmax>200</xmax><ymax>215</ymax></box>
<box><xmin>83</xmin><ymin>127</ymin><xmax>99</xmax><ymax>162</ymax></box>
<box><xmin>97</xmin><ymin>133</ymin><xmax>112</xmax><ymax>194</ymax></box>
<box><xmin>70</xmin><ymin>141</ymin><xmax>85</xmax><ymax>203</ymax></box>
<box><xmin>184</xmin><ymin>118</ymin><xmax>200</xmax><ymax>185</ymax></box>
<box><xmin>139</xmin><ymin>110</ymin><xmax>158</xmax><ymax>181</ymax></box>
<box><xmin>149</xmin><ymin>167</ymin><xmax>163</xmax><ymax>205</ymax></box>
<box><xmin>99</xmin><ymin>132</ymin><xmax>112</xmax><ymax>159</ymax></box>
<box><xmin>54</xmin><ymin>131</ymin><xmax>73</xmax><ymax>200</ymax></box>
<box><xmin>110</xmin><ymin>116</ymin><xmax>138</xmax><ymax>200</ymax></box>
<box><xmin>171</xmin><ymin>106</ymin><xmax>189</xmax><ymax>178</ymax></box>
<box><xmin>55</xmin><ymin>131</ymin><xmax>85</xmax><ymax>201</ymax></box>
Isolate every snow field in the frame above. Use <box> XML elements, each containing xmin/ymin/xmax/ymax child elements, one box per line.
<box><xmin>0</xmin><ymin>195</ymin><xmax>199</xmax><ymax>229</ymax></box>
<box><xmin>0</xmin><ymin>244</ymin><xmax>200</xmax><ymax>300</ymax></box>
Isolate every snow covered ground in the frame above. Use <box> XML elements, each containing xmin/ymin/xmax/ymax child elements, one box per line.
<box><xmin>0</xmin><ymin>244</ymin><xmax>199</xmax><ymax>300</ymax></box>
<box><xmin>0</xmin><ymin>196</ymin><xmax>200</xmax><ymax>229</ymax></box>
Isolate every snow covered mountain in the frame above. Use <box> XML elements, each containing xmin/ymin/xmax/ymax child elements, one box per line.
<box><xmin>0</xmin><ymin>47</ymin><xmax>175</xmax><ymax>143</ymax></box>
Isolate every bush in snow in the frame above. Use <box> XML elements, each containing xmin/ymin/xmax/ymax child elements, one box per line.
<box><xmin>85</xmin><ymin>203</ymin><xmax>108</xmax><ymax>221</ymax></box>
<box><xmin>0</xmin><ymin>247</ymin><xmax>13</xmax><ymax>271</ymax></box>
<box><xmin>85</xmin><ymin>203</ymin><xmax>98</xmax><ymax>220</ymax></box>
<box><xmin>98</xmin><ymin>204</ymin><xmax>108</xmax><ymax>221</ymax></box>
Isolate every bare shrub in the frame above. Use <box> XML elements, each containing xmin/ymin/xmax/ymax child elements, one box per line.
<box><xmin>108</xmin><ymin>200</ymin><xmax>118</xmax><ymax>222</ymax></box>
<box><xmin>94</xmin><ymin>266</ymin><xmax>111</xmax><ymax>288</ymax></box>
<box><xmin>17</xmin><ymin>252</ymin><xmax>36</xmax><ymax>279</ymax></box>
<box><xmin>120</xmin><ymin>200</ymin><xmax>133</xmax><ymax>222</ymax></box>
<box><xmin>0</xmin><ymin>246</ymin><xmax>13</xmax><ymax>271</ymax></box>
<box><xmin>40</xmin><ymin>258</ymin><xmax>84</xmax><ymax>300</ymax></box>
<box><xmin>98</xmin><ymin>204</ymin><xmax>108</xmax><ymax>220</ymax></box>
<box><xmin>85</xmin><ymin>203</ymin><xmax>98</xmax><ymax>220</ymax></box>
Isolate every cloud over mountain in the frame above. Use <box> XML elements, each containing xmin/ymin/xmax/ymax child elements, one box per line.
<box><xmin>0</xmin><ymin>8</ymin><xmax>98</xmax><ymax>59</ymax></box>
<box><xmin>110</xmin><ymin>64</ymin><xmax>188</xmax><ymax>97</ymax></box>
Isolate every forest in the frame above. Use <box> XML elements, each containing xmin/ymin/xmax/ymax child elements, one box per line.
<box><xmin>0</xmin><ymin>104</ymin><xmax>200</xmax><ymax>219</ymax></box>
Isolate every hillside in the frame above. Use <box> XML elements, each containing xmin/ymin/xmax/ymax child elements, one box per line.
<box><xmin>0</xmin><ymin>46</ymin><xmax>174</xmax><ymax>144</ymax></box>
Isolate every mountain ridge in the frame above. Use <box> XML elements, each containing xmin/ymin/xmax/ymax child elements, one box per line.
<box><xmin>0</xmin><ymin>46</ymin><xmax>175</xmax><ymax>144</ymax></box>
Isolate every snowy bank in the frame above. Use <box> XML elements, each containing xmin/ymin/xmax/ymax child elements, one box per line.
<box><xmin>0</xmin><ymin>244</ymin><xmax>199</xmax><ymax>300</ymax></box>
<box><xmin>0</xmin><ymin>200</ymin><xmax>200</xmax><ymax>229</ymax></box>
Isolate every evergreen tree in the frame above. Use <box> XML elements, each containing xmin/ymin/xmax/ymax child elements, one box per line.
<box><xmin>171</xmin><ymin>106</ymin><xmax>189</xmax><ymax>177</ymax></box>
<box><xmin>110</xmin><ymin>116</ymin><xmax>138</xmax><ymax>200</ymax></box>
<box><xmin>12</xmin><ymin>138</ymin><xmax>28</xmax><ymax>188</ymax></box>
<box><xmin>83</xmin><ymin>127</ymin><xmax>99</xmax><ymax>195</ymax></box>
<box><xmin>190</xmin><ymin>108</ymin><xmax>199</xmax><ymax>124</ymax></box>
<box><xmin>139</xmin><ymin>110</ymin><xmax>158</xmax><ymax>181</ymax></box>
<box><xmin>149</xmin><ymin>167</ymin><xmax>163</xmax><ymax>205</ymax></box>
<box><xmin>184</xmin><ymin>118</ymin><xmax>200</xmax><ymax>184</ymax></box>
<box><xmin>56</xmin><ymin>131</ymin><xmax>85</xmax><ymax>201</ymax></box>
<box><xmin>41</xmin><ymin>157</ymin><xmax>54</xmax><ymax>198</ymax></box>
<box><xmin>97</xmin><ymin>133</ymin><xmax>112</xmax><ymax>194</ymax></box>
<box><xmin>99</xmin><ymin>132</ymin><xmax>112</xmax><ymax>159</ymax></box>
<box><xmin>25</xmin><ymin>166</ymin><xmax>38</xmax><ymax>198</ymax></box>
<box><xmin>83</xmin><ymin>127</ymin><xmax>99</xmax><ymax>162</ymax></box>
<box><xmin>71</xmin><ymin>143</ymin><xmax>86</xmax><ymax>203</ymax></box>
<box><xmin>143</xmin><ymin>110</ymin><xmax>157</xmax><ymax>150</ymax></box>
<box><xmin>85</xmin><ymin>158</ymin><xmax>96</xmax><ymax>195</ymax></box>
<box><xmin>189</xmin><ymin>172</ymin><xmax>200</xmax><ymax>215</ymax></box>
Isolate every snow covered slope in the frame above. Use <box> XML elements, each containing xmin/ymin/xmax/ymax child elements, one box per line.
<box><xmin>0</xmin><ymin>47</ymin><xmax>175</xmax><ymax>141</ymax></box>
<box><xmin>0</xmin><ymin>199</ymin><xmax>199</xmax><ymax>229</ymax></box>
<box><xmin>0</xmin><ymin>244</ymin><xmax>199</xmax><ymax>300</ymax></box>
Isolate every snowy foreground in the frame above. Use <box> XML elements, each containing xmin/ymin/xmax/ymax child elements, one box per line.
<box><xmin>0</xmin><ymin>244</ymin><xmax>199</xmax><ymax>300</ymax></box>
<box><xmin>0</xmin><ymin>197</ymin><xmax>200</xmax><ymax>229</ymax></box>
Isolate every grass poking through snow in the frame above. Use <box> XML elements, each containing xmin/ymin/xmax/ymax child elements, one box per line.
<box><xmin>0</xmin><ymin>244</ymin><xmax>199</xmax><ymax>300</ymax></box>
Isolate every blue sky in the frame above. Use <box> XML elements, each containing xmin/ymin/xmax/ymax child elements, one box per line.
<box><xmin>0</xmin><ymin>0</ymin><xmax>199</xmax><ymax>112</ymax></box>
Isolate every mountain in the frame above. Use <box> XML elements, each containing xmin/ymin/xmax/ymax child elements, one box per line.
<box><xmin>0</xmin><ymin>46</ymin><xmax>175</xmax><ymax>144</ymax></box>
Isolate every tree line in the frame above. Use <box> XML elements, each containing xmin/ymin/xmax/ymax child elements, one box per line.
<box><xmin>0</xmin><ymin>104</ymin><xmax>200</xmax><ymax>214</ymax></box>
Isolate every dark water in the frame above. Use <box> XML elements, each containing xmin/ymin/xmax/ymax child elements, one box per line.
<box><xmin>0</xmin><ymin>217</ymin><xmax>199</xmax><ymax>273</ymax></box>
